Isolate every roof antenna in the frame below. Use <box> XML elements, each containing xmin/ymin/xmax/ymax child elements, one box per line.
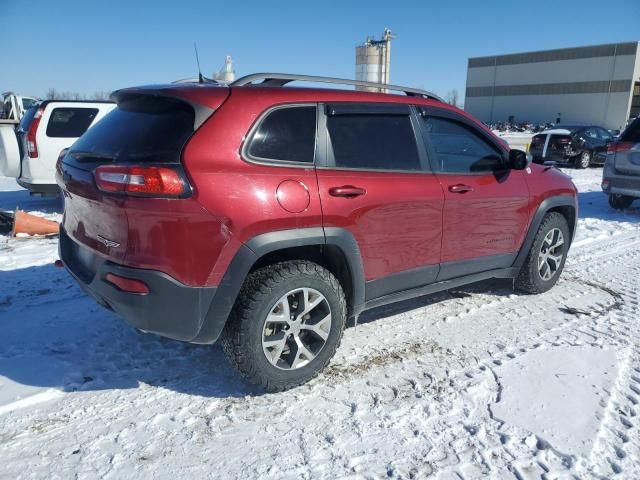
<box><xmin>194</xmin><ymin>42</ymin><xmax>203</xmax><ymax>83</ymax></box>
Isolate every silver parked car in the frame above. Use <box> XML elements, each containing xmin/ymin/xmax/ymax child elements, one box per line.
<box><xmin>602</xmin><ymin>117</ymin><xmax>640</xmax><ymax>209</ymax></box>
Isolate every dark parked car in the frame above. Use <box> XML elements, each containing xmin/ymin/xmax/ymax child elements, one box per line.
<box><xmin>530</xmin><ymin>125</ymin><xmax>614</xmax><ymax>168</ymax></box>
<box><xmin>57</xmin><ymin>73</ymin><xmax>578</xmax><ymax>391</ymax></box>
<box><xmin>602</xmin><ymin>116</ymin><xmax>640</xmax><ymax>209</ymax></box>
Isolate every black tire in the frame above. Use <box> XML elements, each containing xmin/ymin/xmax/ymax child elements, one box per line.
<box><xmin>575</xmin><ymin>150</ymin><xmax>591</xmax><ymax>169</ymax></box>
<box><xmin>515</xmin><ymin>212</ymin><xmax>570</xmax><ymax>294</ymax></box>
<box><xmin>222</xmin><ymin>261</ymin><xmax>347</xmax><ymax>392</ymax></box>
<box><xmin>609</xmin><ymin>194</ymin><xmax>634</xmax><ymax>210</ymax></box>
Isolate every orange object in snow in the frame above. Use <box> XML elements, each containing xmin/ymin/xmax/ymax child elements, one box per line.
<box><xmin>11</xmin><ymin>210</ymin><xmax>60</xmax><ymax>237</ymax></box>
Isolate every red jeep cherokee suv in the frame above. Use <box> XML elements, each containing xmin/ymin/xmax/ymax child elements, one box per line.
<box><xmin>57</xmin><ymin>73</ymin><xmax>577</xmax><ymax>391</ymax></box>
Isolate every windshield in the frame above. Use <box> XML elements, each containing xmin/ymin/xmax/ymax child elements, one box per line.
<box><xmin>70</xmin><ymin>96</ymin><xmax>195</xmax><ymax>163</ymax></box>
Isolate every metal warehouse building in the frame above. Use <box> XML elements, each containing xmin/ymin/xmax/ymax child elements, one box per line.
<box><xmin>465</xmin><ymin>41</ymin><xmax>640</xmax><ymax>130</ymax></box>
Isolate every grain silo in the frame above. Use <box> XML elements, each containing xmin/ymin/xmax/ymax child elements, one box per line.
<box><xmin>355</xmin><ymin>28</ymin><xmax>394</xmax><ymax>92</ymax></box>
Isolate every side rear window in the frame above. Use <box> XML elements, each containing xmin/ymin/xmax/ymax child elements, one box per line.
<box><xmin>621</xmin><ymin>118</ymin><xmax>640</xmax><ymax>143</ymax></box>
<box><xmin>326</xmin><ymin>114</ymin><xmax>421</xmax><ymax>171</ymax></box>
<box><xmin>247</xmin><ymin>106</ymin><xmax>316</xmax><ymax>163</ymax></box>
<box><xmin>46</xmin><ymin>108</ymin><xmax>99</xmax><ymax>137</ymax></box>
<box><xmin>423</xmin><ymin>117</ymin><xmax>504</xmax><ymax>174</ymax></box>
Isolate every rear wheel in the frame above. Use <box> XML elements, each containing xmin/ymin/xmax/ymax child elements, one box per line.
<box><xmin>609</xmin><ymin>194</ymin><xmax>634</xmax><ymax>210</ymax></box>
<box><xmin>222</xmin><ymin>261</ymin><xmax>346</xmax><ymax>392</ymax></box>
<box><xmin>575</xmin><ymin>150</ymin><xmax>591</xmax><ymax>169</ymax></box>
<box><xmin>516</xmin><ymin>212</ymin><xmax>570</xmax><ymax>294</ymax></box>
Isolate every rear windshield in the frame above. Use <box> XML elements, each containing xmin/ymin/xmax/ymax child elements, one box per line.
<box><xmin>69</xmin><ymin>96</ymin><xmax>195</xmax><ymax>163</ymax></box>
<box><xmin>620</xmin><ymin>118</ymin><xmax>640</xmax><ymax>143</ymax></box>
<box><xmin>46</xmin><ymin>107</ymin><xmax>99</xmax><ymax>137</ymax></box>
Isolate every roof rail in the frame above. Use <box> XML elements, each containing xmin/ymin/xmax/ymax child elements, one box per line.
<box><xmin>230</xmin><ymin>73</ymin><xmax>444</xmax><ymax>102</ymax></box>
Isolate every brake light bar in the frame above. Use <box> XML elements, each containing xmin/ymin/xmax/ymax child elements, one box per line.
<box><xmin>94</xmin><ymin>165</ymin><xmax>188</xmax><ymax>197</ymax></box>
<box><xmin>607</xmin><ymin>141</ymin><xmax>634</xmax><ymax>154</ymax></box>
<box><xmin>27</xmin><ymin>106</ymin><xmax>44</xmax><ymax>158</ymax></box>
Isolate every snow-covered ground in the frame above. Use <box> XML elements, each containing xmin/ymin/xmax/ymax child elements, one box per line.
<box><xmin>1</xmin><ymin>170</ymin><xmax>639</xmax><ymax>479</ymax></box>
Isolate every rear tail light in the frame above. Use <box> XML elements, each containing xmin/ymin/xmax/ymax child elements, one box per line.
<box><xmin>27</xmin><ymin>106</ymin><xmax>44</xmax><ymax>158</ymax></box>
<box><xmin>94</xmin><ymin>165</ymin><xmax>189</xmax><ymax>197</ymax></box>
<box><xmin>105</xmin><ymin>273</ymin><xmax>149</xmax><ymax>295</ymax></box>
<box><xmin>607</xmin><ymin>141</ymin><xmax>634</xmax><ymax>153</ymax></box>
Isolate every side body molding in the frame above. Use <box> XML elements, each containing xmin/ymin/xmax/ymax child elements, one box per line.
<box><xmin>191</xmin><ymin>227</ymin><xmax>366</xmax><ymax>344</ymax></box>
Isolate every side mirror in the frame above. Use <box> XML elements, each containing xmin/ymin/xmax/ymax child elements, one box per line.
<box><xmin>508</xmin><ymin>149</ymin><xmax>531</xmax><ymax>170</ymax></box>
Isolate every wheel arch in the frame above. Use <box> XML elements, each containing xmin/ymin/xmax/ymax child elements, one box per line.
<box><xmin>247</xmin><ymin>227</ymin><xmax>365</xmax><ymax>319</ymax></box>
<box><xmin>513</xmin><ymin>196</ymin><xmax>577</xmax><ymax>269</ymax></box>
<box><xmin>191</xmin><ymin>227</ymin><xmax>365</xmax><ymax>344</ymax></box>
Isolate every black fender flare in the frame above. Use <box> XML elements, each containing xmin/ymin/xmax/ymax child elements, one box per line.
<box><xmin>512</xmin><ymin>195</ymin><xmax>578</xmax><ymax>269</ymax></box>
<box><xmin>192</xmin><ymin>227</ymin><xmax>365</xmax><ymax>344</ymax></box>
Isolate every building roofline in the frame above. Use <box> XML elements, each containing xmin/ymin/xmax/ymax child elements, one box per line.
<box><xmin>469</xmin><ymin>40</ymin><xmax>639</xmax><ymax>62</ymax></box>
<box><xmin>468</xmin><ymin>41</ymin><xmax>639</xmax><ymax>68</ymax></box>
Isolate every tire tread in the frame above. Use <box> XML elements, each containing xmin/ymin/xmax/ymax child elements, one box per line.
<box><xmin>221</xmin><ymin>260</ymin><xmax>346</xmax><ymax>392</ymax></box>
<box><xmin>515</xmin><ymin>212</ymin><xmax>569</xmax><ymax>294</ymax></box>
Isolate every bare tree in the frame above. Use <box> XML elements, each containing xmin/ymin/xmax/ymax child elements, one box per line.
<box><xmin>92</xmin><ymin>90</ymin><xmax>111</xmax><ymax>101</ymax></box>
<box><xmin>45</xmin><ymin>88</ymin><xmax>59</xmax><ymax>100</ymax></box>
<box><xmin>446</xmin><ymin>89</ymin><xmax>460</xmax><ymax>107</ymax></box>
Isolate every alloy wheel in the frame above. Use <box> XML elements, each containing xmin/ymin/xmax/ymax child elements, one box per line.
<box><xmin>580</xmin><ymin>151</ymin><xmax>591</xmax><ymax>168</ymax></box>
<box><xmin>261</xmin><ymin>287</ymin><xmax>332</xmax><ymax>370</ymax></box>
<box><xmin>538</xmin><ymin>228</ymin><xmax>564</xmax><ymax>281</ymax></box>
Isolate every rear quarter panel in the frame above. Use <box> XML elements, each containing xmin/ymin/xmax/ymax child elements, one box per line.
<box><xmin>182</xmin><ymin>89</ymin><xmax>325</xmax><ymax>285</ymax></box>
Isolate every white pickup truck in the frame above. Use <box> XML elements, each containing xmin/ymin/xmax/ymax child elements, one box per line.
<box><xmin>0</xmin><ymin>100</ymin><xmax>115</xmax><ymax>195</ymax></box>
<box><xmin>1</xmin><ymin>92</ymin><xmax>39</xmax><ymax>121</ymax></box>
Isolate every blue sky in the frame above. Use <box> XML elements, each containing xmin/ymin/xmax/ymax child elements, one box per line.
<box><xmin>2</xmin><ymin>0</ymin><xmax>639</xmax><ymax>100</ymax></box>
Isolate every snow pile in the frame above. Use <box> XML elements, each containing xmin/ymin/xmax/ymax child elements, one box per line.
<box><xmin>0</xmin><ymin>170</ymin><xmax>639</xmax><ymax>479</ymax></box>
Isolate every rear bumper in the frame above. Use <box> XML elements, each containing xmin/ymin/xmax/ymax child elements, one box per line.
<box><xmin>16</xmin><ymin>178</ymin><xmax>60</xmax><ymax>196</ymax></box>
<box><xmin>602</xmin><ymin>165</ymin><xmax>640</xmax><ymax>198</ymax></box>
<box><xmin>59</xmin><ymin>228</ymin><xmax>225</xmax><ymax>343</ymax></box>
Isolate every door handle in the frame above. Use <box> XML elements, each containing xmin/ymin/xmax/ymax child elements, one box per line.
<box><xmin>448</xmin><ymin>184</ymin><xmax>473</xmax><ymax>193</ymax></box>
<box><xmin>328</xmin><ymin>185</ymin><xmax>367</xmax><ymax>198</ymax></box>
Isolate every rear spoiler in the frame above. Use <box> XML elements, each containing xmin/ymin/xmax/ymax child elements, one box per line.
<box><xmin>111</xmin><ymin>84</ymin><xmax>230</xmax><ymax>129</ymax></box>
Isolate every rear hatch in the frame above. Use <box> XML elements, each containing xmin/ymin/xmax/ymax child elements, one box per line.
<box><xmin>57</xmin><ymin>85</ymin><xmax>228</xmax><ymax>266</ymax></box>
<box><xmin>546</xmin><ymin>134</ymin><xmax>573</xmax><ymax>160</ymax></box>
<box><xmin>612</xmin><ymin>118</ymin><xmax>640</xmax><ymax>175</ymax></box>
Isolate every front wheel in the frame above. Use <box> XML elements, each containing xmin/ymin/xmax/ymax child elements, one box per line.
<box><xmin>516</xmin><ymin>212</ymin><xmax>570</xmax><ymax>294</ymax></box>
<box><xmin>222</xmin><ymin>261</ymin><xmax>347</xmax><ymax>392</ymax></box>
<box><xmin>609</xmin><ymin>194</ymin><xmax>634</xmax><ymax>210</ymax></box>
<box><xmin>575</xmin><ymin>150</ymin><xmax>592</xmax><ymax>169</ymax></box>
